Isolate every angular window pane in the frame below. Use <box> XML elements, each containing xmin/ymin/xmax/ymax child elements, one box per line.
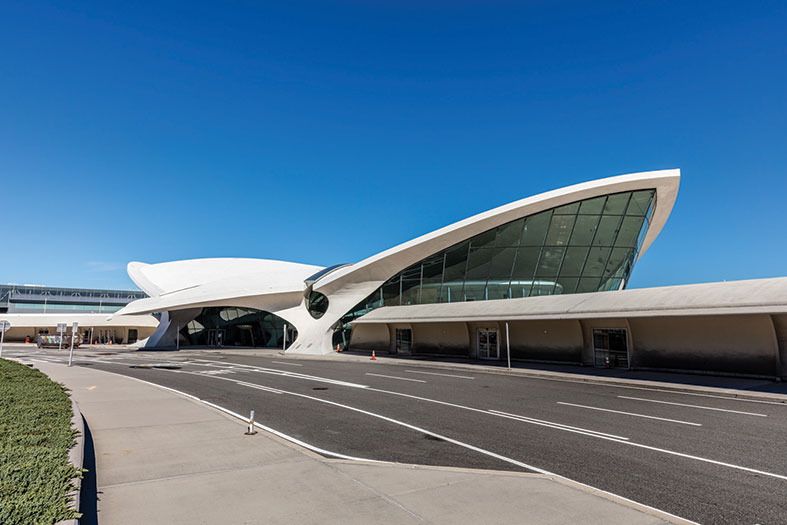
<box><xmin>442</xmin><ymin>241</ymin><xmax>469</xmax><ymax>283</ymax></box>
<box><xmin>509</xmin><ymin>247</ymin><xmax>540</xmax><ymax>297</ymax></box>
<box><xmin>487</xmin><ymin>279</ymin><xmax>512</xmax><ymax>300</ymax></box>
<box><xmin>554</xmin><ymin>276</ymin><xmax>579</xmax><ymax>295</ymax></box>
<box><xmin>400</xmin><ymin>266</ymin><xmax>421</xmax><ymax>305</ymax></box>
<box><xmin>521</xmin><ymin>211</ymin><xmax>551</xmax><ymax>246</ymax></box>
<box><xmin>579</xmin><ymin>196</ymin><xmax>606</xmax><ymax>215</ymax></box>
<box><xmin>421</xmin><ymin>253</ymin><xmax>444</xmax><ymax>281</ymax></box>
<box><xmin>560</xmin><ymin>246</ymin><xmax>588</xmax><ymax>276</ymax></box>
<box><xmin>626</xmin><ymin>190</ymin><xmax>655</xmax><ymax>216</ymax></box>
<box><xmin>465</xmin><ymin>247</ymin><xmax>493</xmax><ymax>283</ymax></box>
<box><xmin>463</xmin><ymin>283</ymin><xmax>486</xmax><ymax>301</ymax></box>
<box><xmin>486</xmin><ymin>246</ymin><xmax>517</xmax><ymax>300</ymax></box>
<box><xmin>464</xmin><ymin>247</ymin><xmax>490</xmax><ymax>302</ymax></box>
<box><xmin>420</xmin><ymin>253</ymin><xmax>444</xmax><ymax>304</ymax></box>
<box><xmin>487</xmin><ymin>247</ymin><xmax>517</xmax><ymax>281</ymax></box>
<box><xmin>545</xmin><ymin>214</ymin><xmax>576</xmax><ymax>246</ymax></box>
<box><xmin>603</xmin><ymin>247</ymin><xmax>632</xmax><ymax>279</ymax></box>
<box><xmin>615</xmin><ymin>216</ymin><xmax>646</xmax><ymax>247</ymax></box>
<box><xmin>469</xmin><ymin>228</ymin><xmax>497</xmax><ymax>249</ymax></box>
<box><xmin>582</xmin><ymin>247</ymin><xmax>611</xmax><ymax>277</ymax></box>
<box><xmin>553</xmin><ymin>202</ymin><xmax>579</xmax><ymax>215</ymax></box>
<box><xmin>593</xmin><ymin>215</ymin><xmax>623</xmax><ymax>246</ymax></box>
<box><xmin>531</xmin><ymin>281</ymin><xmax>556</xmax><ymax>296</ymax></box>
<box><xmin>440</xmin><ymin>282</ymin><xmax>463</xmax><ymax>303</ymax></box>
<box><xmin>495</xmin><ymin>218</ymin><xmax>525</xmax><ymax>246</ymax></box>
<box><xmin>535</xmin><ymin>247</ymin><xmax>564</xmax><ymax>278</ymax></box>
<box><xmin>382</xmin><ymin>275</ymin><xmax>401</xmax><ymax>307</ymax></box>
<box><xmin>599</xmin><ymin>278</ymin><xmax>622</xmax><ymax>292</ymax></box>
<box><xmin>576</xmin><ymin>276</ymin><xmax>602</xmax><ymax>293</ymax></box>
<box><xmin>570</xmin><ymin>214</ymin><xmax>601</xmax><ymax>246</ymax></box>
<box><xmin>604</xmin><ymin>193</ymin><xmax>630</xmax><ymax>214</ymax></box>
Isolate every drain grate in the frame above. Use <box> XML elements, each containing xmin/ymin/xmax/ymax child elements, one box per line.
<box><xmin>312</xmin><ymin>387</ymin><xmax>328</xmax><ymax>391</ymax></box>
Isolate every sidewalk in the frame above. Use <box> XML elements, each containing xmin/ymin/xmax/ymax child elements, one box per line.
<box><xmin>31</xmin><ymin>361</ymin><xmax>682</xmax><ymax>524</ymax></box>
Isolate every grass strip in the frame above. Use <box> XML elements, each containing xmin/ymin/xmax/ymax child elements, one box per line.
<box><xmin>0</xmin><ymin>359</ymin><xmax>81</xmax><ymax>524</ymax></box>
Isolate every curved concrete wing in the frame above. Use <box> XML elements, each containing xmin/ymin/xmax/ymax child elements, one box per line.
<box><xmin>314</xmin><ymin>169</ymin><xmax>679</xmax><ymax>296</ymax></box>
<box><xmin>118</xmin><ymin>169</ymin><xmax>679</xmax><ymax>355</ymax></box>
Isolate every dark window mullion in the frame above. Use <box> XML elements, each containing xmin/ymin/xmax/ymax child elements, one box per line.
<box><xmin>575</xmin><ymin>196</ymin><xmax>609</xmax><ymax>291</ymax></box>
<box><xmin>527</xmin><ymin>210</ymin><xmax>555</xmax><ymax>296</ymax></box>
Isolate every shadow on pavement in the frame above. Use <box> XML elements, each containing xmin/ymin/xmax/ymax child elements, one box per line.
<box><xmin>79</xmin><ymin>417</ymin><xmax>99</xmax><ymax>525</ymax></box>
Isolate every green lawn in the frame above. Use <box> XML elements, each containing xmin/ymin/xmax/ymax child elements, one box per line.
<box><xmin>0</xmin><ymin>358</ymin><xmax>82</xmax><ymax>524</ymax></box>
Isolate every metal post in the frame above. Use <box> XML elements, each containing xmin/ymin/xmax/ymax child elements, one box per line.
<box><xmin>283</xmin><ymin>324</ymin><xmax>287</xmax><ymax>350</ymax></box>
<box><xmin>245</xmin><ymin>410</ymin><xmax>257</xmax><ymax>435</ymax></box>
<box><xmin>506</xmin><ymin>321</ymin><xmax>511</xmax><ymax>370</ymax></box>
<box><xmin>176</xmin><ymin>325</ymin><xmax>180</xmax><ymax>350</ymax></box>
<box><xmin>0</xmin><ymin>329</ymin><xmax>4</xmax><ymax>358</ymax></box>
<box><xmin>59</xmin><ymin>332</ymin><xmax>63</xmax><ymax>351</ymax></box>
<box><xmin>68</xmin><ymin>330</ymin><xmax>75</xmax><ymax>367</ymax></box>
<box><xmin>90</xmin><ymin>327</ymin><xmax>94</xmax><ymax>345</ymax></box>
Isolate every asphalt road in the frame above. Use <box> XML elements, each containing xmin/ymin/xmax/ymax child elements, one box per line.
<box><xmin>9</xmin><ymin>346</ymin><xmax>787</xmax><ymax>524</ymax></box>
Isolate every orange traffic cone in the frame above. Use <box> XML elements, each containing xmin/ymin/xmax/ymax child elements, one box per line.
<box><xmin>336</xmin><ymin>344</ymin><xmax>341</xmax><ymax>353</ymax></box>
<box><xmin>370</xmin><ymin>350</ymin><xmax>376</xmax><ymax>360</ymax></box>
<box><xmin>109</xmin><ymin>340</ymin><xmax>113</xmax><ymax>345</ymax></box>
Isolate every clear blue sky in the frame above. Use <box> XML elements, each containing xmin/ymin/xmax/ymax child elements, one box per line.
<box><xmin>1</xmin><ymin>1</ymin><xmax>785</xmax><ymax>291</ymax></box>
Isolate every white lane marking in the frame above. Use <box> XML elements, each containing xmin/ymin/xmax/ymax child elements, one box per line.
<box><xmin>500</xmin><ymin>370</ymin><xmax>787</xmax><ymax>406</ymax></box>
<box><xmin>366</xmin><ymin>373</ymin><xmax>427</xmax><ymax>383</ymax></box>
<box><xmin>557</xmin><ymin>402</ymin><xmax>702</xmax><ymax>427</ymax></box>
<box><xmin>271</xmin><ymin>361</ymin><xmax>303</xmax><ymax>367</ymax></box>
<box><xmin>192</xmin><ymin>359</ymin><xmax>368</xmax><ymax>389</ymax></box>
<box><xmin>645</xmin><ymin>389</ymin><xmax>787</xmax><ymax>407</ymax></box>
<box><xmin>618</xmin><ymin>396</ymin><xmax>768</xmax><ymax>417</ymax></box>
<box><xmin>488</xmin><ymin>410</ymin><xmax>630</xmax><ymax>440</ymax></box>
<box><xmin>404</xmin><ymin>370</ymin><xmax>474</xmax><ymax>380</ymax></box>
<box><xmin>182</xmin><ymin>371</ymin><xmax>695</xmax><ymax>523</ymax></box>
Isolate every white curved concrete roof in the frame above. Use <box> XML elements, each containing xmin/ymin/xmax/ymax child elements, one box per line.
<box><xmin>314</xmin><ymin>169</ymin><xmax>680</xmax><ymax>295</ymax></box>
<box><xmin>352</xmin><ymin>277</ymin><xmax>787</xmax><ymax>323</ymax></box>
<box><xmin>120</xmin><ymin>258</ymin><xmax>323</xmax><ymax>316</ymax></box>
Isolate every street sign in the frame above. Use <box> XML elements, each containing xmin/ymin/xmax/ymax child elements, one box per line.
<box><xmin>57</xmin><ymin>323</ymin><xmax>67</xmax><ymax>333</ymax></box>
<box><xmin>0</xmin><ymin>320</ymin><xmax>8</xmax><ymax>358</ymax></box>
<box><xmin>68</xmin><ymin>322</ymin><xmax>79</xmax><ymax>367</ymax></box>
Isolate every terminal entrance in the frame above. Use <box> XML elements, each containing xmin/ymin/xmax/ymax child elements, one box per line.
<box><xmin>395</xmin><ymin>328</ymin><xmax>412</xmax><ymax>354</ymax></box>
<box><xmin>477</xmin><ymin>328</ymin><xmax>499</xmax><ymax>360</ymax></box>
<box><xmin>593</xmin><ymin>328</ymin><xmax>629</xmax><ymax>368</ymax></box>
<box><xmin>180</xmin><ymin>307</ymin><xmax>296</xmax><ymax>349</ymax></box>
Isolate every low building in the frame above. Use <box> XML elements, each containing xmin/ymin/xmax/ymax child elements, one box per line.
<box><xmin>0</xmin><ymin>313</ymin><xmax>159</xmax><ymax>345</ymax></box>
<box><xmin>0</xmin><ymin>285</ymin><xmax>157</xmax><ymax>344</ymax></box>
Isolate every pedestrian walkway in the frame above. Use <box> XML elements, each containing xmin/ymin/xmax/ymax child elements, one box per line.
<box><xmin>30</xmin><ymin>361</ymin><xmax>683</xmax><ymax>524</ymax></box>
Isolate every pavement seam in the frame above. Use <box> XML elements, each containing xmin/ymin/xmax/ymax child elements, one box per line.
<box><xmin>98</xmin><ymin>460</ymin><xmax>310</xmax><ymax>490</ymax></box>
<box><xmin>322</xmin><ymin>461</ymin><xmax>428</xmax><ymax>522</ymax></box>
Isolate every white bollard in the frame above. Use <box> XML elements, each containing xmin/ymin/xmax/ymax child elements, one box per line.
<box><xmin>245</xmin><ymin>410</ymin><xmax>257</xmax><ymax>435</ymax></box>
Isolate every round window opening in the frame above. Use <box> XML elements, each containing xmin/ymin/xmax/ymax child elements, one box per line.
<box><xmin>307</xmin><ymin>291</ymin><xmax>329</xmax><ymax>319</ymax></box>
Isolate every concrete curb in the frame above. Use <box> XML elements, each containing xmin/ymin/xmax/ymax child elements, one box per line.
<box><xmin>56</xmin><ymin>398</ymin><xmax>84</xmax><ymax>525</ymax></box>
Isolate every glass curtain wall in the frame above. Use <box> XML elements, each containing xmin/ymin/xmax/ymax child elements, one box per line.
<box><xmin>334</xmin><ymin>189</ymin><xmax>655</xmax><ymax>348</ymax></box>
<box><xmin>180</xmin><ymin>306</ymin><xmax>296</xmax><ymax>348</ymax></box>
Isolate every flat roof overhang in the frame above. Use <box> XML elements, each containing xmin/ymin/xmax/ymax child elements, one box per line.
<box><xmin>350</xmin><ymin>277</ymin><xmax>787</xmax><ymax>324</ymax></box>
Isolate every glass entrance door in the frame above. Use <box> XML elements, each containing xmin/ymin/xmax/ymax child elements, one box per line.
<box><xmin>592</xmin><ymin>328</ymin><xmax>629</xmax><ymax>368</ymax></box>
<box><xmin>395</xmin><ymin>328</ymin><xmax>412</xmax><ymax>355</ymax></box>
<box><xmin>207</xmin><ymin>329</ymin><xmax>226</xmax><ymax>347</ymax></box>
<box><xmin>477</xmin><ymin>329</ymin><xmax>499</xmax><ymax>360</ymax></box>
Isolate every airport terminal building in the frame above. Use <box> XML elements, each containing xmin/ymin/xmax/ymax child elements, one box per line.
<box><xmin>115</xmin><ymin>170</ymin><xmax>787</xmax><ymax>379</ymax></box>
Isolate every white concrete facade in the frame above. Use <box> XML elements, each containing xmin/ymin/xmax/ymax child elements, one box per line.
<box><xmin>115</xmin><ymin>170</ymin><xmax>680</xmax><ymax>354</ymax></box>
